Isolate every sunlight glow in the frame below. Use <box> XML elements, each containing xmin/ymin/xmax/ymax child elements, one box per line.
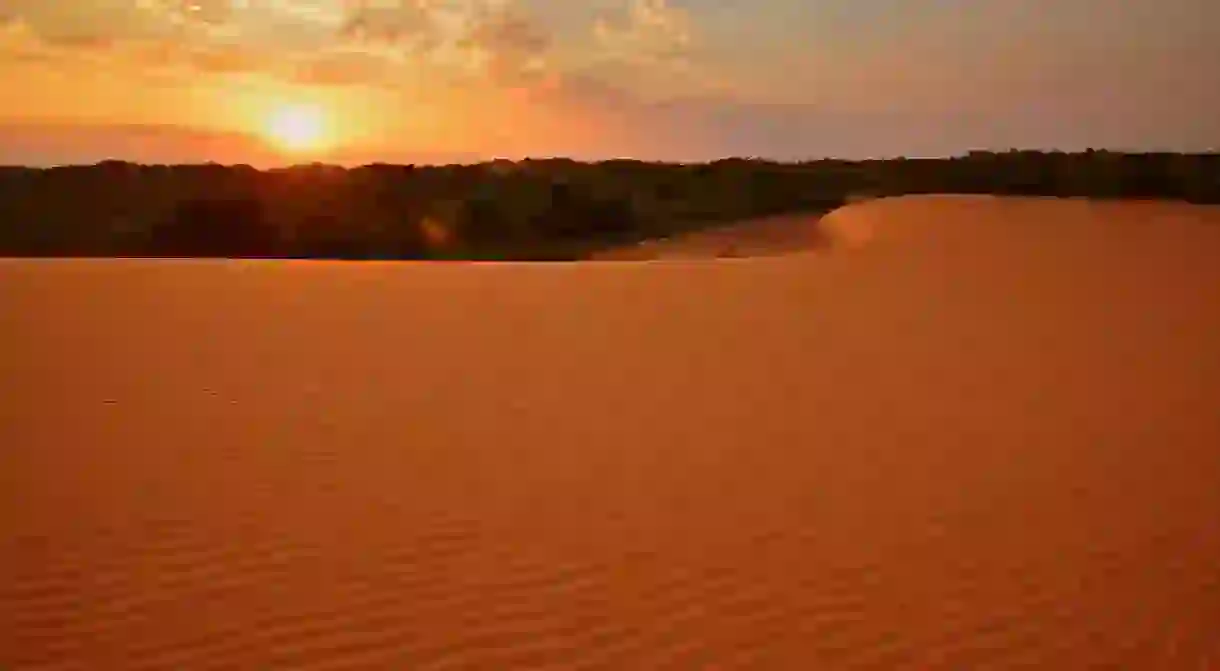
<box><xmin>264</xmin><ymin>103</ymin><xmax>329</xmax><ymax>153</ymax></box>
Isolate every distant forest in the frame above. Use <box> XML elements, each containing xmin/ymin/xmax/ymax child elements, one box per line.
<box><xmin>2</xmin><ymin>150</ymin><xmax>1217</xmax><ymax>261</ymax></box>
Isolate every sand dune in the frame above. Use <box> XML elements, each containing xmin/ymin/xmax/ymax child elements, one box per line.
<box><xmin>4</xmin><ymin>195</ymin><xmax>1220</xmax><ymax>669</ymax></box>
<box><xmin>589</xmin><ymin>212</ymin><xmax>832</xmax><ymax>260</ymax></box>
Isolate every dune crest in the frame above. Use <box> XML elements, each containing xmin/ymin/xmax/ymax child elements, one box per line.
<box><xmin>4</xmin><ymin>196</ymin><xmax>1220</xmax><ymax>669</ymax></box>
<box><xmin>590</xmin><ymin>211</ymin><xmax>833</xmax><ymax>260</ymax></box>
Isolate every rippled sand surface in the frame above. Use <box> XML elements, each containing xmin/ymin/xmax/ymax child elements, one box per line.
<box><xmin>4</xmin><ymin>196</ymin><xmax>1220</xmax><ymax>669</ymax></box>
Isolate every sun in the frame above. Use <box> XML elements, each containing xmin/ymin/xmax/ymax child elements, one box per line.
<box><xmin>264</xmin><ymin>104</ymin><xmax>329</xmax><ymax>153</ymax></box>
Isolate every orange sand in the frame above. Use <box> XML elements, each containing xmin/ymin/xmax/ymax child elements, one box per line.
<box><xmin>4</xmin><ymin>195</ymin><xmax>1220</xmax><ymax>669</ymax></box>
<box><xmin>590</xmin><ymin>212</ymin><xmax>832</xmax><ymax>260</ymax></box>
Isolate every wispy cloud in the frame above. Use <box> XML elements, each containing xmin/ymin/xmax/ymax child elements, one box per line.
<box><xmin>593</xmin><ymin>0</ymin><xmax>693</xmax><ymax>63</ymax></box>
<box><xmin>461</xmin><ymin>3</ymin><xmax>551</xmax><ymax>86</ymax></box>
<box><xmin>340</xmin><ymin>0</ymin><xmax>437</xmax><ymax>47</ymax></box>
<box><xmin>0</xmin><ymin>120</ymin><xmax>278</xmax><ymax>166</ymax></box>
<box><xmin>0</xmin><ymin>0</ymin><xmax>711</xmax><ymax>96</ymax></box>
<box><xmin>0</xmin><ymin>18</ymin><xmax>56</xmax><ymax>63</ymax></box>
<box><xmin>3</xmin><ymin>0</ymin><xmax>1217</xmax><ymax>160</ymax></box>
<box><xmin>288</xmin><ymin>49</ymin><xmax>396</xmax><ymax>87</ymax></box>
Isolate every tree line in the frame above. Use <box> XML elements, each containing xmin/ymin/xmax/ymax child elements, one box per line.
<box><xmin>1</xmin><ymin>150</ymin><xmax>1216</xmax><ymax>260</ymax></box>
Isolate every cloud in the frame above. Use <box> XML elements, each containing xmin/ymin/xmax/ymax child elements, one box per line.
<box><xmin>334</xmin><ymin>0</ymin><xmax>559</xmax><ymax>87</ymax></box>
<box><xmin>0</xmin><ymin>120</ymin><xmax>280</xmax><ymax>166</ymax></box>
<box><xmin>0</xmin><ymin>17</ymin><xmax>55</xmax><ymax>61</ymax></box>
<box><xmin>0</xmin><ymin>0</ymin><xmax>182</xmax><ymax>47</ymax></box>
<box><xmin>593</xmin><ymin>0</ymin><xmax>693</xmax><ymax>63</ymax></box>
<box><xmin>153</xmin><ymin>0</ymin><xmax>237</xmax><ymax>26</ymax></box>
<box><xmin>512</xmin><ymin>74</ymin><xmax>1090</xmax><ymax>161</ymax></box>
<box><xmin>0</xmin><ymin>0</ymin><xmax>336</xmax><ymax>63</ymax></box>
<box><xmin>0</xmin><ymin>15</ymin><xmax>269</xmax><ymax>82</ymax></box>
<box><xmin>0</xmin><ymin>0</ymin><xmax>596</xmax><ymax>94</ymax></box>
<box><xmin>340</xmin><ymin>0</ymin><xmax>437</xmax><ymax>47</ymax></box>
<box><xmin>460</xmin><ymin>3</ymin><xmax>550</xmax><ymax>86</ymax></box>
<box><xmin>0</xmin><ymin>119</ymin><xmax>506</xmax><ymax>167</ymax></box>
<box><xmin>289</xmin><ymin>49</ymin><xmax>395</xmax><ymax>86</ymax></box>
<box><xmin>186</xmin><ymin>43</ymin><xmax>266</xmax><ymax>73</ymax></box>
<box><xmin>579</xmin><ymin>0</ymin><xmax>729</xmax><ymax>101</ymax></box>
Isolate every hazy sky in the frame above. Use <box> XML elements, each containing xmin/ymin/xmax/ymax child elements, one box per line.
<box><xmin>0</xmin><ymin>0</ymin><xmax>1216</xmax><ymax>165</ymax></box>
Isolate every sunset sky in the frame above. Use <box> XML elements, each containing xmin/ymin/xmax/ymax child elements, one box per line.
<box><xmin>1</xmin><ymin>0</ymin><xmax>1216</xmax><ymax>165</ymax></box>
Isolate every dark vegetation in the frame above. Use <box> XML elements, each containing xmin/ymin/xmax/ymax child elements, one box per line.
<box><xmin>1</xmin><ymin>149</ymin><xmax>1217</xmax><ymax>260</ymax></box>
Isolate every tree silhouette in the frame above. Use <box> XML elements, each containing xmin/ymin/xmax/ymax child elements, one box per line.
<box><xmin>3</xmin><ymin>152</ymin><xmax>1218</xmax><ymax>260</ymax></box>
<box><xmin>148</xmin><ymin>197</ymin><xmax>277</xmax><ymax>258</ymax></box>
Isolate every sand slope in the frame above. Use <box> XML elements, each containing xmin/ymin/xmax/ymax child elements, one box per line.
<box><xmin>589</xmin><ymin>212</ymin><xmax>831</xmax><ymax>260</ymax></box>
<box><xmin>4</xmin><ymin>195</ymin><xmax>1220</xmax><ymax>669</ymax></box>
